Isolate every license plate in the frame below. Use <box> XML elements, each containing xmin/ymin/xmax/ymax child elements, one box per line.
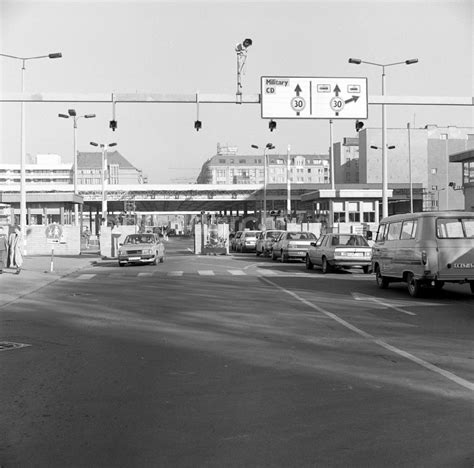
<box><xmin>128</xmin><ymin>257</ymin><xmax>140</xmax><ymax>261</ymax></box>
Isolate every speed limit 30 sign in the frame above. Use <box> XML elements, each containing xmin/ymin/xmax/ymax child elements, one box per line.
<box><xmin>261</xmin><ymin>76</ymin><xmax>368</xmax><ymax>119</ymax></box>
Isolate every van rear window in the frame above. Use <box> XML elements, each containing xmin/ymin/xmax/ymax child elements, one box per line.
<box><xmin>436</xmin><ymin>217</ymin><xmax>474</xmax><ymax>238</ymax></box>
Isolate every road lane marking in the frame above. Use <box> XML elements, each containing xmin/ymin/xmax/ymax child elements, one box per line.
<box><xmin>258</xmin><ymin>269</ymin><xmax>279</xmax><ymax>276</ymax></box>
<box><xmin>77</xmin><ymin>274</ymin><xmax>96</xmax><ymax>280</ymax></box>
<box><xmin>352</xmin><ymin>292</ymin><xmax>416</xmax><ymax>316</ymax></box>
<box><xmin>168</xmin><ymin>271</ymin><xmax>183</xmax><ymax>276</ymax></box>
<box><xmin>228</xmin><ymin>270</ymin><xmax>246</xmax><ymax>275</ymax></box>
<box><xmin>198</xmin><ymin>270</ymin><xmax>215</xmax><ymax>276</ymax></box>
<box><xmin>138</xmin><ymin>272</ymin><xmax>153</xmax><ymax>277</ymax></box>
<box><xmin>261</xmin><ymin>277</ymin><xmax>474</xmax><ymax>392</ymax></box>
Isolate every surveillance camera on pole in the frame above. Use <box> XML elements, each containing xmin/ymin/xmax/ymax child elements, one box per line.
<box><xmin>235</xmin><ymin>38</ymin><xmax>253</xmax><ymax>103</ymax></box>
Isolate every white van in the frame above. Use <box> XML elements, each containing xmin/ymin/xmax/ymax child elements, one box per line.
<box><xmin>371</xmin><ymin>211</ymin><xmax>474</xmax><ymax>297</ymax></box>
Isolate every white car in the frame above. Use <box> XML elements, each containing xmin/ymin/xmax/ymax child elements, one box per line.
<box><xmin>271</xmin><ymin>231</ymin><xmax>317</xmax><ymax>262</ymax></box>
<box><xmin>118</xmin><ymin>233</ymin><xmax>165</xmax><ymax>267</ymax></box>
<box><xmin>255</xmin><ymin>230</ymin><xmax>284</xmax><ymax>256</ymax></box>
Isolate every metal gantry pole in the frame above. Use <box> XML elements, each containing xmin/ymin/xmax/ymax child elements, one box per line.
<box><xmin>102</xmin><ymin>146</ymin><xmax>107</xmax><ymax>220</ymax></box>
<box><xmin>407</xmin><ymin>122</ymin><xmax>413</xmax><ymax>213</ymax></box>
<box><xmin>381</xmin><ymin>66</ymin><xmax>388</xmax><ymax>219</ymax></box>
<box><xmin>20</xmin><ymin>59</ymin><xmax>27</xmax><ymax>254</ymax></box>
<box><xmin>329</xmin><ymin>119</ymin><xmax>334</xmax><ymax>190</ymax></box>
<box><xmin>263</xmin><ymin>147</ymin><xmax>267</xmax><ymax>229</ymax></box>
<box><xmin>287</xmin><ymin>144</ymin><xmax>291</xmax><ymax>214</ymax></box>
<box><xmin>73</xmin><ymin>117</ymin><xmax>78</xmax><ymax>225</ymax></box>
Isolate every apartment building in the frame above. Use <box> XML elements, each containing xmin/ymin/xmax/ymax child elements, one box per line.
<box><xmin>197</xmin><ymin>144</ymin><xmax>329</xmax><ymax>185</ymax></box>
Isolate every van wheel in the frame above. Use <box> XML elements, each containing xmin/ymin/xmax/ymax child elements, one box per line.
<box><xmin>470</xmin><ymin>281</ymin><xmax>474</xmax><ymax>294</ymax></box>
<box><xmin>375</xmin><ymin>265</ymin><xmax>389</xmax><ymax>289</ymax></box>
<box><xmin>433</xmin><ymin>281</ymin><xmax>444</xmax><ymax>290</ymax></box>
<box><xmin>407</xmin><ymin>273</ymin><xmax>422</xmax><ymax>297</ymax></box>
<box><xmin>305</xmin><ymin>254</ymin><xmax>314</xmax><ymax>270</ymax></box>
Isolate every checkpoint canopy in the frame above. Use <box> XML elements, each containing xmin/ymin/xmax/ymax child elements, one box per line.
<box><xmin>261</xmin><ymin>76</ymin><xmax>368</xmax><ymax>119</ymax></box>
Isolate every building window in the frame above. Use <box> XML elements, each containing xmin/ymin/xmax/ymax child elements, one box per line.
<box><xmin>239</xmin><ymin>159</ymin><xmax>246</xmax><ymax>163</ymax></box>
<box><xmin>334</xmin><ymin>212</ymin><xmax>346</xmax><ymax>223</ymax></box>
<box><xmin>219</xmin><ymin>159</ymin><xmax>226</xmax><ymax>163</ymax></box>
<box><xmin>363</xmin><ymin>212</ymin><xmax>375</xmax><ymax>223</ymax></box>
<box><xmin>307</xmin><ymin>168</ymin><xmax>311</xmax><ymax>173</ymax></box>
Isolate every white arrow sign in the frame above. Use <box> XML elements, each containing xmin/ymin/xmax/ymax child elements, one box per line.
<box><xmin>261</xmin><ymin>76</ymin><xmax>368</xmax><ymax>119</ymax></box>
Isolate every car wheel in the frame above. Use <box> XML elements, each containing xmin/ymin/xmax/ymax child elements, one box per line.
<box><xmin>362</xmin><ymin>266</ymin><xmax>370</xmax><ymax>274</ymax></box>
<box><xmin>159</xmin><ymin>256</ymin><xmax>164</xmax><ymax>263</ymax></box>
<box><xmin>407</xmin><ymin>272</ymin><xmax>421</xmax><ymax>297</ymax></box>
<box><xmin>280</xmin><ymin>250</ymin><xmax>288</xmax><ymax>263</ymax></box>
<box><xmin>305</xmin><ymin>254</ymin><xmax>314</xmax><ymax>270</ymax></box>
<box><xmin>433</xmin><ymin>280</ymin><xmax>444</xmax><ymax>290</ymax></box>
<box><xmin>470</xmin><ymin>281</ymin><xmax>474</xmax><ymax>294</ymax></box>
<box><xmin>321</xmin><ymin>257</ymin><xmax>330</xmax><ymax>274</ymax></box>
<box><xmin>271</xmin><ymin>250</ymin><xmax>277</xmax><ymax>261</ymax></box>
<box><xmin>119</xmin><ymin>262</ymin><xmax>124</xmax><ymax>267</ymax></box>
<box><xmin>375</xmin><ymin>265</ymin><xmax>389</xmax><ymax>289</ymax></box>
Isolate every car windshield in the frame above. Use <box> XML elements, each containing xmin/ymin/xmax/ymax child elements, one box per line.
<box><xmin>124</xmin><ymin>234</ymin><xmax>155</xmax><ymax>244</ymax></box>
<box><xmin>288</xmin><ymin>232</ymin><xmax>316</xmax><ymax>240</ymax></box>
<box><xmin>331</xmin><ymin>235</ymin><xmax>368</xmax><ymax>246</ymax></box>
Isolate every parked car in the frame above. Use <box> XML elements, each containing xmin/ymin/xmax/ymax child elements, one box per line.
<box><xmin>256</xmin><ymin>230</ymin><xmax>285</xmax><ymax>256</ymax></box>
<box><xmin>372</xmin><ymin>211</ymin><xmax>474</xmax><ymax>297</ymax></box>
<box><xmin>306</xmin><ymin>233</ymin><xmax>372</xmax><ymax>274</ymax></box>
<box><xmin>271</xmin><ymin>231</ymin><xmax>317</xmax><ymax>262</ymax></box>
<box><xmin>118</xmin><ymin>233</ymin><xmax>165</xmax><ymax>267</ymax></box>
<box><xmin>230</xmin><ymin>231</ymin><xmax>242</xmax><ymax>252</ymax></box>
<box><xmin>236</xmin><ymin>230</ymin><xmax>261</xmax><ymax>253</ymax></box>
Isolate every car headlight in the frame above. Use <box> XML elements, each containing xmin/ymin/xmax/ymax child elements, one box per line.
<box><xmin>143</xmin><ymin>249</ymin><xmax>153</xmax><ymax>255</ymax></box>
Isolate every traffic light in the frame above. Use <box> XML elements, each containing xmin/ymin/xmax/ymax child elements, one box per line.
<box><xmin>269</xmin><ymin>120</ymin><xmax>277</xmax><ymax>132</ymax></box>
<box><xmin>355</xmin><ymin>120</ymin><xmax>364</xmax><ymax>132</ymax></box>
<box><xmin>194</xmin><ymin>120</ymin><xmax>202</xmax><ymax>131</ymax></box>
<box><xmin>109</xmin><ymin>119</ymin><xmax>118</xmax><ymax>131</ymax></box>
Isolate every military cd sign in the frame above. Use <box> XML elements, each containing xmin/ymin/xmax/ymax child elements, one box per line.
<box><xmin>261</xmin><ymin>76</ymin><xmax>368</xmax><ymax>119</ymax></box>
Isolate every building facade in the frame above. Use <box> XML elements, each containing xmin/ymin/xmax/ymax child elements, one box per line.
<box><xmin>335</xmin><ymin>125</ymin><xmax>474</xmax><ymax>212</ymax></box>
<box><xmin>77</xmin><ymin>151</ymin><xmax>145</xmax><ymax>185</ymax></box>
<box><xmin>197</xmin><ymin>144</ymin><xmax>329</xmax><ymax>185</ymax></box>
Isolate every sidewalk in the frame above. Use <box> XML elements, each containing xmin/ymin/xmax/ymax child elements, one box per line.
<box><xmin>0</xmin><ymin>254</ymin><xmax>100</xmax><ymax>309</ymax></box>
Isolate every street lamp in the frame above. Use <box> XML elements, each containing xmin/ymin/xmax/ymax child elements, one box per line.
<box><xmin>59</xmin><ymin>109</ymin><xmax>96</xmax><ymax>225</ymax></box>
<box><xmin>90</xmin><ymin>142</ymin><xmax>117</xmax><ymax>223</ymax></box>
<box><xmin>235</xmin><ymin>38</ymin><xmax>253</xmax><ymax>102</ymax></box>
<box><xmin>0</xmin><ymin>51</ymin><xmax>62</xmax><ymax>253</ymax></box>
<box><xmin>251</xmin><ymin>143</ymin><xmax>275</xmax><ymax>229</ymax></box>
<box><xmin>370</xmin><ymin>145</ymin><xmax>396</xmax><ymax>217</ymax></box>
<box><xmin>349</xmin><ymin>57</ymin><xmax>418</xmax><ymax>218</ymax></box>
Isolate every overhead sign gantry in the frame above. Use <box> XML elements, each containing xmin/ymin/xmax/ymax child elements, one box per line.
<box><xmin>261</xmin><ymin>76</ymin><xmax>368</xmax><ymax>119</ymax></box>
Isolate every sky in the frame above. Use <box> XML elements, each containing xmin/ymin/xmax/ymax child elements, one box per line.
<box><xmin>0</xmin><ymin>0</ymin><xmax>473</xmax><ymax>184</ymax></box>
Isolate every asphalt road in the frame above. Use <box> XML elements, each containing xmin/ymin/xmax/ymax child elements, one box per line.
<box><xmin>1</xmin><ymin>237</ymin><xmax>473</xmax><ymax>467</ymax></box>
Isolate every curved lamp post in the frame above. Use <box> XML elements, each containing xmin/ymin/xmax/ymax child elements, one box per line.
<box><xmin>251</xmin><ymin>143</ymin><xmax>275</xmax><ymax>229</ymax></box>
<box><xmin>349</xmin><ymin>57</ymin><xmax>418</xmax><ymax>218</ymax></box>
<box><xmin>59</xmin><ymin>110</ymin><xmax>96</xmax><ymax>225</ymax></box>
<box><xmin>0</xmin><ymin>51</ymin><xmax>62</xmax><ymax>253</ymax></box>
<box><xmin>90</xmin><ymin>142</ymin><xmax>117</xmax><ymax>222</ymax></box>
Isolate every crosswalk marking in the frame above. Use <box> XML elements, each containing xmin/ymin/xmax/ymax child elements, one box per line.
<box><xmin>228</xmin><ymin>270</ymin><xmax>246</xmax><ymax>276</ymax></box>
<box><xmin>198</xmin><ymin>270</ymin><xmax>215</xmax><ymax>276</ymax></box>
<box><xmin>167</xmin><ymin>271</ymin><xmax>183</xmax><ymax>276</ymax></box>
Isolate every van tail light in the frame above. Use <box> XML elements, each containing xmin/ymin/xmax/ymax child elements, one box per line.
<box><xmin>421</xmin><ymin>251</ymin><xmax>427</xmax><ymax>265</ymax></box>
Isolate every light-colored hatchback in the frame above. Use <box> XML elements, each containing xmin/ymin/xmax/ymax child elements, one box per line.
<box><xmin>372</xmin><ymin>211</ymin><xmax>474</xmax><ymax>296</ymax></box>
<box><xmin>256</xmin><ymin>230</ymin><xmax>285</xmax><ymax>256</ymax></box>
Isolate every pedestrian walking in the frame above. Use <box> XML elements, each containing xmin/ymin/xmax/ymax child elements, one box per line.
<box><xmin>8</xmin><ymin>226</ymin><xmax>23</xmax><ymax>274</ymax></box>
<box><xmin>0</xmin><ymin>226</ymin><xmax>8</xmax><ymax>274</ymax></box>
